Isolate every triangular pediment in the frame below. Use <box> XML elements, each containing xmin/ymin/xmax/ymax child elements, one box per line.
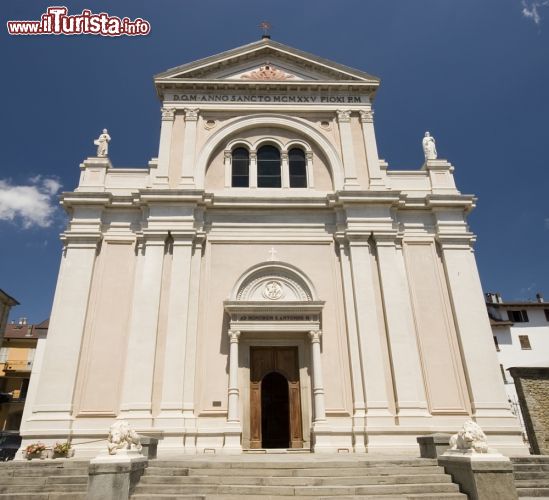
<box><xmin>155</xmin><ymin>38</ymin><xmax>380</xmax><ymax>85</ymax></box>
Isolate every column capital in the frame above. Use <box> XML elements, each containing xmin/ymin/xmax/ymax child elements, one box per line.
<box><xmin>435</xmin><ymin>234</ymin><xmax>475</xmax><ymax>250</ymax></box>
<box><xmin>249</xmin><ymin>151</ymin><xmax>257</xmax><ymax>160</ymax></box>
<box><xmin>359</xmin><ymin>109</ymin><xmax>374</xmax><ymax>124</ymax></box>
<box><xmin>224</xmin><ymin>149</ymin><xmax>232</xmax><ymax>161</ymax></box>
<box><xmin>228</xmin><ymin>330</ymin><xmax>241</xmax><ymax>343</ymax></box>
<box><xmin>161</xmin><ymin>107</ymin><xmax>176</xmax><ymax>122</ymax></box>
<box><xmin>309</xmin><ymin>330</ymin><xmax>322</xmax><ymax>343</ymax></box>
<box><xmin>183</xmin><ymin>108</ymin><xmax>199</xmax><ymax>121</ymax></box>
<box><xmin>305</xmin><ymin>151</ymin><xmax>313</xmax><ymax>161</ymax></box>
<box><xmin>336</xmin><ymin>109</ymin><xmax>352</xmax><ymax>123</ymax></box>
<box><xmin>372</xmin><ymin>232</ymin><xmax>400</xmax><ymax>247</ymax></box>
<box><xmin>281</xmin><ymin>151</ymin><xmax>289</xmax><ymax>161</ymax></box>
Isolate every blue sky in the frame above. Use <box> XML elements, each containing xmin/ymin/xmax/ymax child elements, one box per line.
<box><xmin>1</xmin><ymin>0</ymin><xmax>548</xmax><ymax>323</ymax></box>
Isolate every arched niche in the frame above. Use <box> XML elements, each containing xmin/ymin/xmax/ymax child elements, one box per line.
<box><xmin>197</xmin><ymin>114</ymin><xmax>344</xmax><ymax>190</ymax></box>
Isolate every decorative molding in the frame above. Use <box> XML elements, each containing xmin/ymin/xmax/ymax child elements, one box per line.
<box><xmin>240</xmin><ymin>64</ymin><xmax>295</xmax><ymax>81</ymax></box>
<box><xmin>184</xmin><ymin>108</ymin><xmax>199</xmax><ymax>121</ymax></box>
<box><xmin>228</xmin><ymin>330</ymin><xmax>241</xmax><ymax>343</ymax></box>
<box><xmin>309</xmin><ymin>330</ymin><xmax>322</xmax><ymax>343</ymax></box>
<box><xmin>237</xmin><ymin>271</ymin><xmax>312</xmax><ymax>302</ymax></box>
<box><xmin>262</xmin><ymin>280</ymin><xmax>284</xmax><ymax>300</ymax></box>
<box><xmin>336</xmin><ymin>110</ymin><xmax>352</xmax><ymax>123</ymax></box>
<box><xmin>359</xmin><ymin>109</ymin><xmax>374</xmax><ymax>124</ymax></box>
<box><xmin>161</xmin><ymin>107</ymin><xmax>176</xmax><ymax>121</ymax></box>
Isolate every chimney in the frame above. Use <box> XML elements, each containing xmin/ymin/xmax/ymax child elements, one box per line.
<box><xmin>18</xmin><ymin>317</ymin><xmax>27</xmax><ymax>325</ymax></box>
<box><xmin>536</xmin><ymin>293</ymin><xmax>544</xmax><ymax>303</ymax></box>
<box><xmin>485</xmin><ymin>292</ymin><xmax>500</xmax><ymax>304</ymax></box>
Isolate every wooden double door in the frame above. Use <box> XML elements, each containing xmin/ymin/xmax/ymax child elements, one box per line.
<box><xmin>250</xmin><ymin>346</ymin><xmax>303</xmax><ymax>449</ymax></box>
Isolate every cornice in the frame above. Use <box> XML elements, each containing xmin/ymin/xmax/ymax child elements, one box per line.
<box><xmin>427</xmin><ymin>194</ymin><xmax>477</xmax><ymax>212</ymax></box>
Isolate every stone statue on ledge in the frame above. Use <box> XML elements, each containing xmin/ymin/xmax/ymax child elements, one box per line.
<box><xmin>107</xmin><ymin>420</ymin><xmax>142</xmax><ymax>455</ymax></box>
<box><xmin>422</xmin><ymin>131</ymin><xmax>437</xmax><ymax>161</ymax></box>
<box><xmin>94</xmin><ymin>128</ymin><xmax>111</xmax><ymax>157</ymax></box>
<box><xmin>449</xmin><ymin>420</ymin><xmax>489</xmax><ymax>454</ymax></box>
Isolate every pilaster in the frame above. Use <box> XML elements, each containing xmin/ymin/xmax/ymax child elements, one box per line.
<box><xmin>335</xmin><ymin>235</ymin><xmax>366</xmax><ymax>452</ymax></box>
<box><xmin>281</xmin><ymin>151</ymin><xmax>290</xmax><ymax>188</ymax></box>
<box><xmin>336</xmin><ymin>110</ymin><xmax>360</xmax><ymax>188</ymax></box>
<box><xmin>374</xmin><ymin>233</ymin><xmax>429</xmax><ymax>422</ymax></box>
<box><xmin>359</xmin><ymin>109</ymin><xmax>385</xmax><ymax>189</ymax></box>
<box><xmin>223</xmin><ymin>149</ymin><xmax>232</xmax><ymax>188</ymax></box>
<box><xmin>249</xmin><ymin>151</ymin><xmax>258</xmax><ymax>188</ymax></box>
<box><xmin>179</xmin><ymin>107</ymin><xmax>199</xmax><ymax>187</ymax></box>
<box><xmin>156</xmin><ymin>233</ymin><xmax>196</xmax><ymax>430</ymax></box>
<box><xmin>347</xmin><ymin>235</ymin><xmax>392</xmax><ymax>425</ymax></box>
<box><xmin>31</xmin><ymin>232</ymin><xmax>101</xmax><ymax>430</ymax></box>
<box><xmin>153</xmin><ymin>107</ymin><xmax>175</xmax><ymax>187</ymax></box>
<box><xmin>436</xmin><ymin>232</ymin><xmax>516</xmax><ymax>425</ymax></box>
<box><xmin>119</xmin><ymin>232</ymin><xmax>166</xmax><ymax>426</ymax></box>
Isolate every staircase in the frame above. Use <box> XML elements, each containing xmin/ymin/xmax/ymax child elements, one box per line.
<box><xmin>0</xmin><ymin>459</ymin><xmax>88</xmax><ymax>499</ymax></box>
<box><xmin>512</xmin><ymin>456</ymin><xmax>549</xmax><ymax>498</ymax></box>
<box><xmin>131</xmin><ymin>456</ymin><xmax>467</xmax><ymax>499</ymax></box>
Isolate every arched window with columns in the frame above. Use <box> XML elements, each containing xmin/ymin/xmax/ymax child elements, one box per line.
<box><xmin>289</xmin><ymin>148</ymin><xmax>307</xmax><ymax>188</ymax></box>
<box><xmin>231</xmin><ymin>147</ymin><xmax>250</xmax><ymax>187</ymax></box>
<box><xmin>257</xmin><ymin>145</ymin><xmax>281</xmax><ymax>188</ymax></box>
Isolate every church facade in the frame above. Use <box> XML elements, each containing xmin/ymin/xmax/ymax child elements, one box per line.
<box><xmin>20</xmin><ymin>38</ymin><xmax>527</xmax><ymax>457</ymax></box>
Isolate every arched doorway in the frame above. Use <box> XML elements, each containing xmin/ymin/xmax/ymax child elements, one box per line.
<box><xmin>249</xmin><ymin>346</ymin><xmax>304</xmax><ymax>449</ymax></box>
<box><xmin>261</xmin><ymin>372</ymin><xmax>290</xmax><ymax>448</ymax></box>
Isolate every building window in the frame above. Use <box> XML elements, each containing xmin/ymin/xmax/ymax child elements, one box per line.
<box><xmin>518</xmin><ymin>335</ymin><xmax>531</xmax><ymax>350</ymax></box>
<box><xmin>544</xmin><ymin>309</ymin><xmax>549</xmax><ymax>321</ymax></box>
<box><xmin>231</xmin><ymin>148</ymin><xmax>250</xmax><ymax>187</ymax></box>
<box><xmin>289</xmin><ymin>148</ymin><xmax>307</xmax><ymax>188</ymax></box>
<box><xmin>493</xmin><ymin>336</ymin><xmax>500</xmax><ymax>351</ymax></box>
<box><xmin>508</xmin><ymin>310</ymin><xmax>529</xmax><ymax>322</ymax></box>
<box><xmin>257</xmin><ymin>145</ymin><xmax>281</xmax><ymax>188</ymax></box>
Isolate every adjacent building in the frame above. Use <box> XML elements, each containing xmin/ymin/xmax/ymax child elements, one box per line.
<box><xmin>0</xmin><ymin>319</ymin><xmax>48</xmax><ymax>431</ymax></box>
<box><xmin>18</xmin><ymin>38</ymin><xmax>527</xmax><ymax>457</ymax></box>
<box><xmin>0</xmin><ymin>289</ymin><xmax>19</xmax><ymax>340</ymax></box>
<box><xmin>487</xmin><ymin>292</ymin><xmax>549</xmax><ymax>409</ymax></box>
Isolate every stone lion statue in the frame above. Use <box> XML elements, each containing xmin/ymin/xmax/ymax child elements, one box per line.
<box><xmin>107</xmin><ymin>420</ymin><xmax>142</xmax><ymax>455</ymax></box>
<box><xmin>449</xmin><ymin>420</ymin><xmax>488</xmax><ymax>453</ymax></box>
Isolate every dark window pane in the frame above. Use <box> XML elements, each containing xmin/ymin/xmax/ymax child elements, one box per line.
<box><xmin>232</xmin><ymin>147</ymin><xmax>249</xmax><ymax>187</ymax></box>
<box><xmin>519</xmin><ymin>335</ymin><xmax>531</xmax><ymax>349</ymax></box>
<box><xmin>289</xmin><ymin>148</ymin><xmax>307</xmax><ymax>188</ymax></box>
<box><xmin>257</xmin><ymin>145</ymin><xmax>281</xmax><ymax>188</ymax></box>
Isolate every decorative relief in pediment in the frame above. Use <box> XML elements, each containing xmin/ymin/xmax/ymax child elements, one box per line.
<box><xmin>236</xmin><ymin>271</ymin><xmax>312</xmax><ymax>302</ymax></box>
<box><xmin>239</xmin><ymin>64</ymin><xmax>296</xmax><ymax>81</ymax></box>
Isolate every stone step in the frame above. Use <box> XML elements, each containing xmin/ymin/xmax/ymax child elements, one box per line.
<box><xmin>0</xmin><ymin>461</ymin><xmax>89</xmax><ymax>469</ymax></box>
<box><xmin>517</xmin><ymin>489</ymin><xmax>549</xmax><ymax>498</ymax></box>
<box><xmin>0</xmin><ymin>485</ymin><xmax>87</xmax><ymax>494</ymax></box>
<box><xmin>512</xmin><ymin>456</ymin><xmax>549</xmax><ymax>464</ymax></box>
<box><xmin>0</xmin><ymin>495</ymin><xmax>87</xmax><ymax>500</ymax></box>
<box><xmin>516</xmin><ymin>471</ymin><xmax>549</xmax><ymax>480</ymax></box>
<box><xmin>132</xmin><ymin>482</ymin><xmax>461</xmax><ymax>496</ymax></box>
<box><xmin>147</xmin><ymin>466</ymin><xmax>446</xmax><ymax>478</ymax></box>
<box><xmin>139</xmin><ymin>473</ymin><xmax>451</xmax><ymax>487</ymax></box>
<box><xmin>517</xmin><ymin>480</ymin><xmax>549</xmax><ymax>489</ymax></box>
<box><xmin>514</xmin><ymin>464</ymin><xmax>549</xmax><ymax>473</ymax></box>
<box><xmin>0</xmin><ymin>467</ymin><xmax>89</xmax><ymax>478</ymax></box>
<box><xmin>131</xmin><ymin>494</ymin><xmax>467</xmax><ymax>500</ymax></box>
<box><xmin>147</xmin><ymin>459</ymin><xmax>438</xmax><ymax>469</ymax></box>
<box><xmin>0</xmin><ymin>476</ymin><xmax>87</xmax><ymax>486</ymax></box>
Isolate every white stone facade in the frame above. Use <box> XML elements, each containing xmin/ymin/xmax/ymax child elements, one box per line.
<box><xmin>19</xmin><ymin>39</ymin><xmax>527</xmax><ymax>457</ymax></box>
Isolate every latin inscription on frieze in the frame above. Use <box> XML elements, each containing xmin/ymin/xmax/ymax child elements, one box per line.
<box><xmin>238</xmin><ymin>315</ymin><xmax>319</xmax><ymax>322</ymax></box>
<box><xmin>169</xmin><ymin>93</ymin><xmax>366</xmax><ymax>104</ymax></box>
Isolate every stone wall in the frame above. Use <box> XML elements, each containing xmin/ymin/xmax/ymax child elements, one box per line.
<box><xmin>509</xmin><ymin>366</ymin><xmax>549</xmax><ymax>454</ymax></box>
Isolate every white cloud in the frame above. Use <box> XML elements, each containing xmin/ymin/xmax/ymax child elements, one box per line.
<box><xmin>0</xmin><ymin>176</ymin><xmax>62</xmax><ymax>229</ymax></box>
<box><xmin>522</xmin><ymin>0</ymin><xmax>549</xmax><ymax>25</ymax></box>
